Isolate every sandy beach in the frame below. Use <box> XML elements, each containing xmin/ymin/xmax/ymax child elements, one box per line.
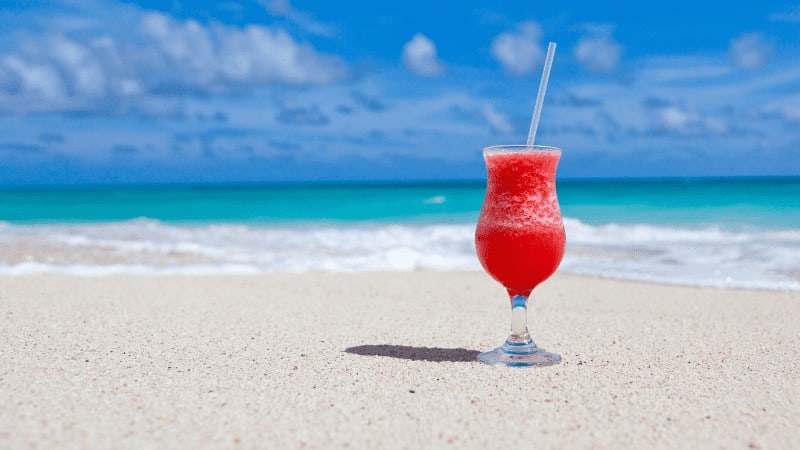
<box><xmin>1</xmin><ymin>272</ymin><xmax>798</xmax><ymax>449</ymax></box>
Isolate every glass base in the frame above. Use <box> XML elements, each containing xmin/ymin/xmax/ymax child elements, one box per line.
<box><xmin>477</xmin><ymin>340</ymin><xmax>562</xmax><ymax>367</ymax></box>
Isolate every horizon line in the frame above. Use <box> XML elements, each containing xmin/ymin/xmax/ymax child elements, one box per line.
<box><xmin>1</xmin><ymin>174</ymin><xmax>800</xmax><ymax>190</ymax></box>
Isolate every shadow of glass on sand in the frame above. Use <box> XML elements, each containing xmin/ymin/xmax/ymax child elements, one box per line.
<box><xmin>344</xmin><ymin>344</ymin><xmax>479</xmax><ymax>363</ymax></box>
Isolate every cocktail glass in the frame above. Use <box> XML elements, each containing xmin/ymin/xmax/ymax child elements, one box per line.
<box><xmin>475</xmin><ymin>144</ymin><xmax>565</xmax><ymax>367</ymax></box>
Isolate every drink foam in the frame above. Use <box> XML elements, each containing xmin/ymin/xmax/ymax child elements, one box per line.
<box><xmin>479</xmin><ymin>150</ymin><xmax>563</xmax><ymax>230</ymax></box>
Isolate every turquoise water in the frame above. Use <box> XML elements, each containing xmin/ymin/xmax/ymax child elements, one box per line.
<box><xmin>1</xmin><ymin>177</ymin><xmax>798</xmax><ymax>288</ymax></box>
<box><xmin>1</xmin><ymin>177</ymin><xmax>799</xmax><ymax>229</ymax></box>
<box><xmin>559</xmin><ymin>177</ymin><xmax>800</xmax><ymax>229</ymax></box>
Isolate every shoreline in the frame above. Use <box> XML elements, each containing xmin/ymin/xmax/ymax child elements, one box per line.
<box><xmin>2</xmin><ymin>216</ymin><xmax>799</xmax><ymax>291</ymax></box>
<box><xmin>2</xmin><ymin>272</ymin><xmax>798</xmax><ymax>448</ymax></box>
<box><xmin>1</xmin><ymin>268</ymin><xmax>798</xmax><ymax>293</ymax></box>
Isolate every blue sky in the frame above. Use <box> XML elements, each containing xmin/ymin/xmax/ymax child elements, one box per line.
<box><xmin>1</xmin><ymin>0</ymin><xmax>799</xmax><ymax>185</ymax></box>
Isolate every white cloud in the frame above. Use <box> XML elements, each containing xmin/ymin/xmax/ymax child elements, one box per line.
<box><xmin>263</xmin><ymin>0</ymin><xmax>291</xmax><ymax>15</ymax></box>
<box><xmin>481</xmin><ymin>104</ymin><xmax>514</xmax><ymax>134</ymax></box>
<box><xmin>652</xmin><ymin>105</ymin><xmax>728</xmax><ymax>135</ymax></box>
<box><xmin>763</xmin><ymin>98</ymin><xmax>800</xmax><ymax>125</ymax></box>
<box><xmin>142</xmin><ymin>12</ymin><xmax>347</xmax><ymax>87</ymax></box>
<box><xmin>0</xmin><ymin>10</ymin><xmax>348</xmax><ymax>114</ymax></box>
<box><xmin>780</xmin><ymin>106</ymin><xmax>800</xmax><ymax>123</ymax></box>
<box><xmin>2</xmin><ymin>55</ymin><xmax>66</xmax><ymax>102</ymax></box>
<box><xmin>636</xmin><ymin>57</ymin><xmax>733</xmax><ymax>84</ymax></box>
<box><xmin>543</xmin><ymin>53</ymin><xmax>788</xmax><ymax>150</ymax></box>
<box><xmin>259</xmin><ymin>0</ymin><xmax>335</xmax><ymax>37</ymax></box>
<box><xmin>729</xmin><ymin>33</ymin><xmax>771</xmax><ymax>70</ymax></box>
<box><xmin>491</xmin><ymin>21</ymin><xmax>543</xmax><ymax>76</ymax></box>
<box><xmin>401</xmin><ymin>34</ymin><xmax>445</xmax><ymax>77</ymax></box>
<box><xmin>574</xmin><ymin>35</ymin><xmax>622</xmax><ymax>73</ymax></box>
<box><xmin>51</xmin><ymin>36</ymin><xmax>108</xmax><ymax>97</ymax></box>
<box><xmin>0</xmin><ymin>34</ymin><xmax>117</xmax><ymax>112</ymax></box>
<box><xmin>778</xmin><ymin>106</ymin><xmax>800</xmax><ymax>123</ymax></box>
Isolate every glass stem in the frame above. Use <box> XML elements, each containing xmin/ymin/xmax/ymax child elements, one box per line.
<box><xmin>505</xmin><ymin>295</ymin><xmax>534</xmax><ymax>348</ymax></box>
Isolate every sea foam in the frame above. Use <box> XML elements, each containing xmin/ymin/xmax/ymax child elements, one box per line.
<box><xmin>0</xmin><ymin>218</ymin><xmax>798</xmax><ymax>290</ymax></box>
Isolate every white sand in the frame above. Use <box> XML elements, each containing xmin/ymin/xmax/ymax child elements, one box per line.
<box><xmin>1</xmin><ymin>272</ymin><xmax>798</xmax><ymax>449</ymax></box>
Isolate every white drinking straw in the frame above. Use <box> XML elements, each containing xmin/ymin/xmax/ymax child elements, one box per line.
<box><xmin>526</xmin><ymin>42</ymin><xmax>557</xmax><ymax>146</ymax></box>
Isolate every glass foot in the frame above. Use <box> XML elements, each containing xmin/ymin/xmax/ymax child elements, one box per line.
<box><xmin>477</xmin><ymin>341</ymin><xmax>561</xmax><ymax>367</ymax></box>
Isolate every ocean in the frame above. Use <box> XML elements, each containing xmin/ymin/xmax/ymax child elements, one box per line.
<box><xmin>1</xmin><ymin>178</ymin><xmax>799</xmax><ymax>290</ymax></box>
